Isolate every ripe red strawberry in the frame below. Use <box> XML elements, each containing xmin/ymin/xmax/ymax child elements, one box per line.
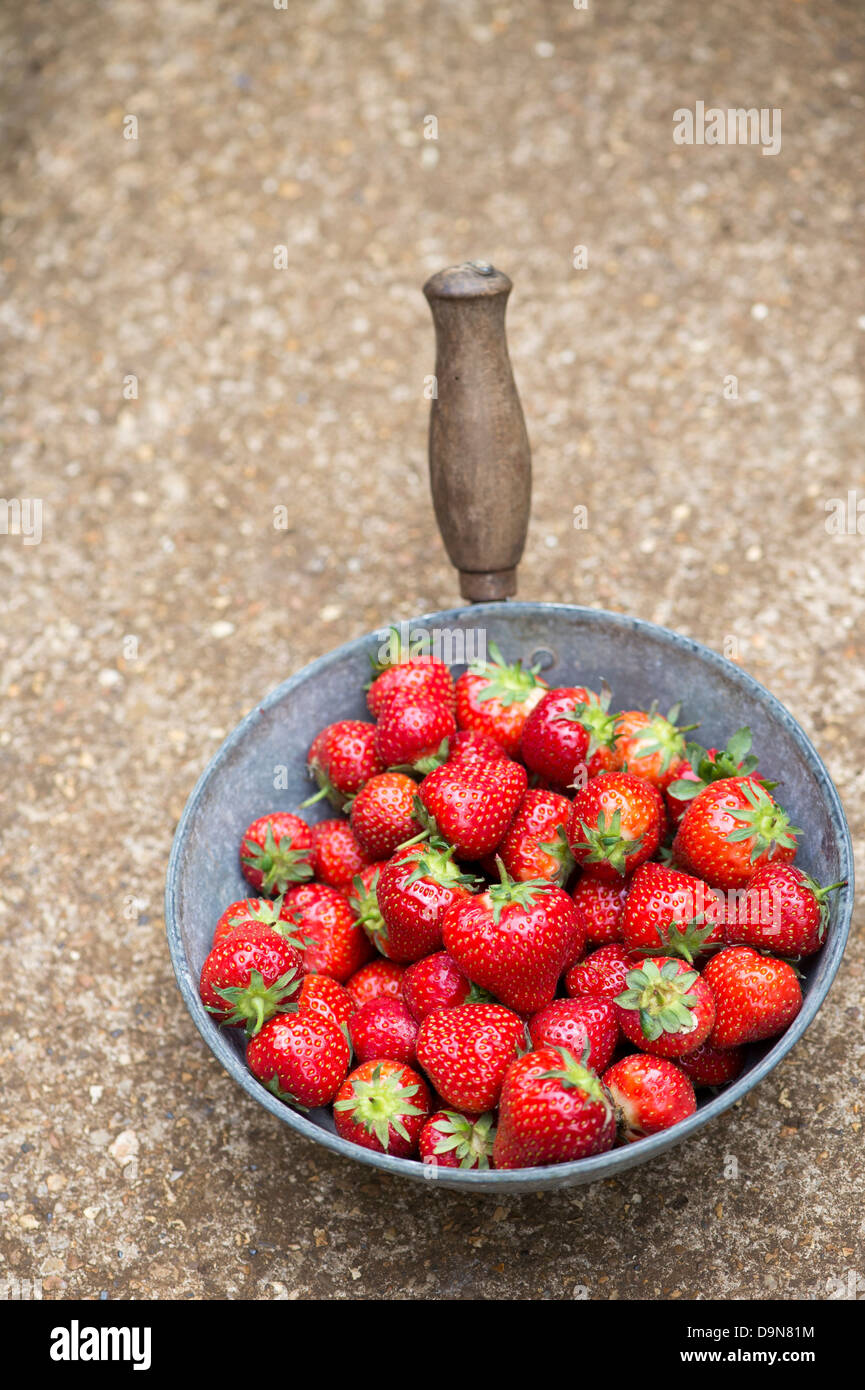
<box><xmin>673</xmin><ymin>777</ymin><xmax>799</xmax><ymax>890</ymax></box>
<box><xmin>415</xmin><ymin>1002</ymin><xmax>526</xmax><ymax>1112</ymax></box>
<box><xmin>615</xmin><ymin>956</ymin><xmax>716</xmax><ymax>1058</ymax></box>
<box><xmin>567</xmin><ymin>771</ymin><xmax>664</xmax><ymax>882</ymax></box>
<box><xmin>297</xmin><ymin>974</ymin><xmax>356</xmax><ymax>1031</ymax></box>
<box><xmin>455</xmin><ymin>642</ymin><xmax>547</xmax><ymax>756</ymax></box>
<box><xmin>240</xmin><ymin>812</ymin><xmax>313</xmax><ymax>897</ymax></box>
<box><xmin>602</xmin><ymin>1054</ymin><xmax>697</xmax><ymax>1141</ymax></box>
<box><xmin>571</xmin><ymin>877</ymin><xmax>629</xmax><ymax>948</ymax></box>
<box><xmin>703</xmin><ymin>946</ymin><xmax>802</xmax><ymax>1047</ymax></box>
<box><xmin>345</xmin><ymin>957</ymin><xmax>405</xmax><ymax>1010</ymax></box>
<box><xmin>400</xmin><ymin>951</ymin><xmax>478</xmax><ymax>1022</ymax></box>
<box><xmin>447</xmin><ymin>729</ymin><xmax>510</xmax><ymax>769</ymax></box>
<box><xmin>620</xmin><ymin>861</ymin><xmax>724</xmax><ymax>960</ymax></box>
<box><xmin>442</xmin><ymin>862</ymin><xmax>582</xmax><ymax>1014</ymax></box>
<box><xmin>677</xmin><ymin>1040</ymin><xmax>746</xmax><ymax>1087</ymax></box>
<box><xmin>349</xmin><ymin>773</ymin><xmax>421</xmax><ymax>859</ymax></box>
<box><xmin>374</xmin><ymin>841</ymin><xmax>476</xmax><ymax>961</ymax></box>
<box><xmin>664</xmin><ymin>727</ymin><xmax>766</xmax><ymax>824</ymax></box>
<box><xmin>495</xmin><ymin>788</ymin><xmax>574</xmax><ymax>886</ymax></box>
<box><xmin>723</xmin><ymin>863</ymin><xmax>844</xmax><ymax>958</ymax></box>
<box><xmin>565</xmin><ymin>942</ymin><xmax>634</xmax><ymax>999</ymax></box>
<box><xmin>247</xmin><ymin>1011</ymin><xmax>350</xmax><ymax>1109</ymax></box>
<box><xmin>528</xmin><ymin>996</ymin><xmax>620</xmax><ymax>1074</ymax></box>
<box><xmin>212</xmin><ymin>895</ymin><xmax>297</xmax><ymax>945</ymax></box>
<box><xmin>282</xmin><ymin>882</ymin><xmax>373</xmax><ymax>982</ymax></box>
<box><xmin>493</xmin><ymin>1047</ymin><xmax>617</xmax><ymax>1169</ymax></box>
<box><xmin>367</xmin><ymin>652</ymin><xmax>455</xmax><ymax>719</ymax></box>
<box><xmin>419</xmin><ymin>1110</ymin><xmax>496</xmax><ymax>1170</ymax></box>
<box><xmin>417</xmin><ymin>757</ymin><xmax>527</xmax><ymax>860</ymax></box>
<box><xmin>199</xmin><ymin>928</ymin><xmax>304</xmax><ymax>1035</ymax></box>
<box><xmin>611</xmin><ymin>704</ymin><xmax>698</xmax><ymax>790</ymax></box>
<box><xmin>374</xmin><ymin>693</ymin><xmax>457</xmax><ymax>774</ymax></box>
<box><xmin>309</xmin><ymin>819</ymin><xmax>370</xmax><ymax>890</ymax></box>
<box><xmin>333</xmin><ymin>1060</ymin><xmax>431</xmax><ymax>1156</ymax></box>
<box><xmin>520</xmin><ymin>686</ymin><xmax>618</xmax><ymax>789</ymax></box>
<box><xmin>306</xmin><ymin>721</ymin><xmax>384</xmax><ymax>809</ymax></box>
<box><xmin>349</xmin><ymin>996</ymin><xmax>419</xmax><ymax>1065</ymax></box>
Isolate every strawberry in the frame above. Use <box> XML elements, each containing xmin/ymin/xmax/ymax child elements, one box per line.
<box><xmin>297</xmin><ymin>974</ymin><xmax>356</xmax><ymax>1031</ymax></box>
<box><xmin>349</xmin><ymin>996</ymin><xmax>419</xmax><ymax>1065</ymax></box>
<box><xmin>664</xmin><ymin>727</ymin><xmax>766</xmax><ymax>824</ymax></box>
<box><xmin>620</xmin><ymin>861</ymin><xmax>724</xmax><ymax>960</ymax></box>
<box><xmin>417</xmin><ymin>756</ymin><xmax>528</xmax><ymax>860</ymax></box>
<box><xmin>281</xmin><ymin>882</ymin><xmax>373</xmax><ymax>982</ymax></box>
<box><xmin>602</xmin><ymin>1054</ymin><xmax>697</xmax><ymax>1141</ymax></box>
<box><xmin>723</xmin><ymin>863</ymin><xmax>845</xmax><ymax>958</ymax></box>
<box><xmin>419</xmin><ymin>1110</ymin><xmax>496</xmax><ymax>1170</ymax></box>
<box><xmin>571</xmin><ymin>877</ymin><xmax>629</xmax><ymax>947</ymax></box>
<box><xmin>565</xmin><ymin>942</ymin><xmax>634</xmax><ymax>1000</ymax></box>
<box><xmin>442</xmin><ymin>861</ymin><xmax>582</xmax><ymax>1014</ymax></box>
<box><xmin>401</xmin><ymin>951</ymin><xmax>480</xmax><ymax>1022</ymax></box>
<box><xmin>415</xmin><ymin>1002</ymin><xmax>526</xmax><ymax>1112</ymax></box>
<box><xmin>374</xmin><ymin>841</ymin><xmax>476</xmax><ymax>961</ymax></box>
<box><xmin>333</xmin><ymin>1060</ymin><xmax>431</xmax><ymax>1156</ymax></box>
<box><xmin>520</xmin><ymin>686</ymin><xmax>618</xmax><ymax>789</ymax></box>
<box><xmin>495</xmin><ymin>788</ymin><xmax>574</xmax><ymax>886</ymax></box>
<box><xmin>306</xmin><ymin>721</ymin><xmax>384</xmax><ymax>809</ymax></box>
<box><xmin>615</xmin><ymin>956</ymin><xmax>716</xmax><ymax>1058</ymax></box>
<box><xmin>374</xmin><ymin>693</ymin><xmax>457</xmax><ymax>774</ymax></box>
<box><xmin>240</xmin><ymin>812</ymin><xmax>313</xmax><ymax>897</ymax></box>
<box><xmin>367</xmin><ymin>645</ymin><xmax>455</xmax><ymax>719</ymax></box>
<box><xmin>528</xmin><ymin>996</ymin><xmax>620</xmax><ymax>1074</ymax></box>
<box><xmin>703</xmin><ymin>946</ymin><xmax>802</xmax><ymax>1047</ymax></box>
<box><xmin>309</xmin><ymin>819</ymin><xmax>370</xmax><ymax>890</ymax></box>
<box><xmin>673</xmin><ymin>776</ymin><xmax>799</xmax><ymax>890</ymax></box>
<box><xmin>677</xmin><ymin>1040</ymin><xmax>746</xmax><ymax>1087</ymax></box>
<box><xmin>567</xmin><ymin>771</ymin><xmax>664</xmax><ymax>882</ymax></box>
<box><xmin>455</xmin><ymin>642</ymin><xmax>547</xmax><ymax>756</ymax></box>
<box><xmin>345</xmin><ymin>958</ymin><xmax>405</xmax><ymax>1010</ymax></box>
<box><xmin>212</xmin><ymin>895</ymin><xmax>295</xmax><ymax>945</ymax></box>
<box><xmin>349</xmin><ymin>773</ymin><xmax>421</xmax><ymax>859</ymax></box>
<box><xmin>611</xmin><ymin>704</ymin><xmax>699</xmax><ymax>790</ymax></box>
<box><xmin>446</xmin><ymin>729</ymin><xmax>510</xmax><ymax>769</ymax></box>
<box><xmin>247</xmin><ymin>1012</ymin><xmax>350</xmax><ymax>1109</ymax></box>
<box><xmin>199</xmin><ymin>928</ymin><xmax>304</xmax><ymax>1035</ymax></box>
<box><xmin>493</xmin><ymin>1047</ymin><xmax>617</xmax><ymax>1169</ymax></box>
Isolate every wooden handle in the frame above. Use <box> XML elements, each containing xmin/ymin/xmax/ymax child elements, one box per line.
<box><xmin>423</xmin><ymin>262</ymin><xmax>531</xmax><ymax>602</ymax></box>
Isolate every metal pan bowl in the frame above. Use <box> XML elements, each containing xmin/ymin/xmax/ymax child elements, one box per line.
<box><xmin>165</xmin><ymin>603</ymin><xmax>853</xmax><ymax>1192</ymax></box>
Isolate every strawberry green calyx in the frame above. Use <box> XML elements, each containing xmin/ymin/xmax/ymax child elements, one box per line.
<box><xmin>333</xmin><ymin>1063</ymin><xmax>425</xmax><ymax>1151</ymax></box>
<box><xmin>241</xmin><ymin>824</ymin><xmax>314</xmax><ymax>896</ymax></box>
<box><xmin>640</xmin><ymin>915</ymin><xmax>719</xmax><ymax>965</ymax></box>
<box><xmin>805</xmin><ymin>875</ymin><xmax>847</xmax><ymax>942</ymax></box>
<box><xmin>350</xmin><ymin>871</ymin><xmax>386</xmax><ymax>949</ymax></box>
<box><xmin>667</xmin><ymin>728</ymin><xmax>773</xmax><ymax>802</ymax></box>
<box><xmin>487</xmin><ymin>857</ymin><xmax>552</xmax><ymax>925</ymax></box>
<box><xmin>537</xmin><ymin>1047</ymin><xmax>611</xmax><ymax>1110</ymax></box>
<box><xmin>404</xmin><ymin>841</ymin><xmax>478</xmax><ymax>890</ymax></box>
<box><xmin>208</xmin><ymin>967</ymin><xmax>302</xmax><ymax>1037</ymax></box>
<box><xmin>228</xmin><ymin>897</ymin><xmax>310</xmax><ymax>951</ymax></box>
<box><xmin>556</xmin><ymin>688</ymin><xmax>618</xmax><ymax>757</ymax></box>
<box><xmin>725</xmin><ymin>782</ymin><xmax>801</xmax><ymax>862</ymax></box>
<box><xmin>538</xmin><ymin>825</ymin><xmax>576</xmax><ymax>885</ymax></box>
<box><xmin>472</xmin><ymin>641</ymin><xmax>544</xmax><ymax>708</ymax></box>
<box><xmin>621</xmin><ymin>702</ymin><xmax>700</xmax><ymax>773</ymax></box>
<box><xmin>405</xmin><ymin>738</ymin><xmax>451</xmax><ymax>778</ymax></box>
<box><xmin>429</xmin><ymin>1111</ymin><xmax>497</xmax><ymax>1169</ymax></box>
<box><xmin>615</xmin><ymin>960</ymin><xmax>700</xmax><ymax>1041</ymax></box>
<box><xmin>367</xmin><ymin>625</ymin><xmax>409</xmax><ymax>676</ymax></box>
<box><xmin>572</xmin><ymin>810</ymin><xmax>644</xmax><ymax>877</ymax></box>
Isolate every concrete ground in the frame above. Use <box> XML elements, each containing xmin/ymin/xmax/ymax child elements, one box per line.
<box><xmin>1</xmin><ymin>0</ymin><xmax>863</xmax><ymax>1300</ymax></box>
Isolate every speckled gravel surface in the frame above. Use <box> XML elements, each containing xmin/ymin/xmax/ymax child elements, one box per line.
<box><xmin>1</xmin><ymin>0</ymin><xmax>863</xmax><ymax>1300</ymax></box>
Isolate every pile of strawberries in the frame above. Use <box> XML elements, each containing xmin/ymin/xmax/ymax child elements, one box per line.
<box><xmin>198</xmin><ymin>639</ymin><xmax>843</xmax><ymax>1171</ymax></box>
